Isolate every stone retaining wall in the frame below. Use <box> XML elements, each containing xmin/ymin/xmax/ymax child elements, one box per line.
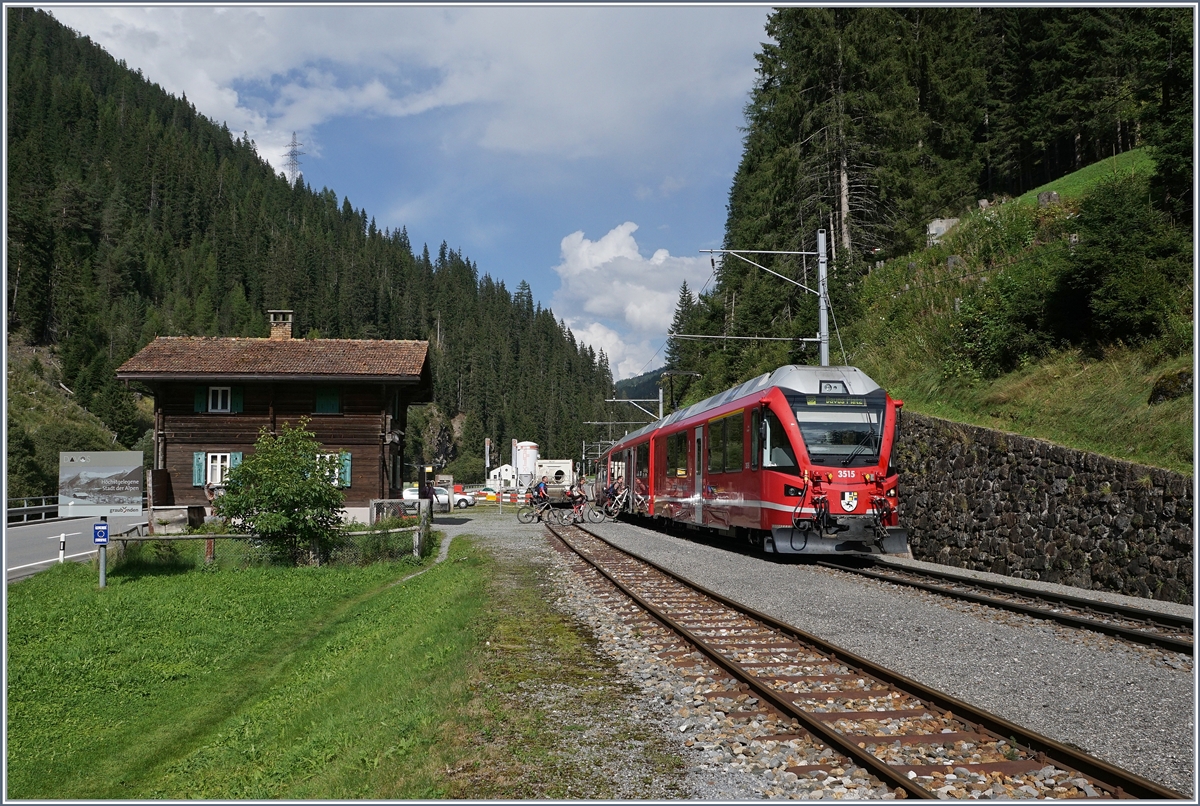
<box><xmin>896</xmin><ymin>413</ymin><xmax>1194</xmax><ymax>604</ymax></box>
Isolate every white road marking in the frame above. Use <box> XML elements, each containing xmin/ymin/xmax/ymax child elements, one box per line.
<box><xmin>9</xmin><ymin>550</ymin><xmax>98</xmax><ymax>572</ymax></box>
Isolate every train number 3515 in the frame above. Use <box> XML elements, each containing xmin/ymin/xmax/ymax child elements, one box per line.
<box><xmin>837</xmin><ymin>469</ymin><xmax>857</xmax><ymax>478</ymax></box>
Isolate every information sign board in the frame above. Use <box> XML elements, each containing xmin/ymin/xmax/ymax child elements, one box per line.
<box><xmin>59</xmin><ymin>451</ymin><xmax>144</xmax><ymax>517</ymax></box>
<box><xmin>93</xmin><ymin>522</ymin><xmax>110</xmax><ymax>544</ymax></box>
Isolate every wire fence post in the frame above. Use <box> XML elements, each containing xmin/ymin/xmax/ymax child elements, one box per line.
<box><xmin>416</xmin><ymin>499</ymin><xmax>430</xmax><ymax>557</ymax></box>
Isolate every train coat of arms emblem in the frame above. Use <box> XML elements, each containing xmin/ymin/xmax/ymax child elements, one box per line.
<box><xmin>840</xmin><ymin>490</ymin><xmax>858</xmax><ymax>512</ymax></box>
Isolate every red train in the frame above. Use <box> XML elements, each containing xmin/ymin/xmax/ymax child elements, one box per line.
<box><xmin>597</xmin><ymin>365</ymin><xmax>909</xmax><ymax>556</ymax></box>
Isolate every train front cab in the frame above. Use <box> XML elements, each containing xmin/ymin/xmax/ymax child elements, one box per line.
<box><xmin>761</xmin><ymin>384</ymin><xmax>908</xmax><ymax>556</ymax></box>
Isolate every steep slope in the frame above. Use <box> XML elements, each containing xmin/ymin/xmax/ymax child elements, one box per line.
<box><xmin>6</xmin><ymin>9</ymin><xmax>615</xmax><ymax>491</ymax></box>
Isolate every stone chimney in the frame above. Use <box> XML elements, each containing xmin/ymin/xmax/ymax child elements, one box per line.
<box><xmin>268</xmin><ymin>310</ymin><xmax>293</xmax><ymax>340</ymax></box>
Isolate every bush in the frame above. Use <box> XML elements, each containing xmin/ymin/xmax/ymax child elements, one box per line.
<box><xmin>955</xmin><ymin>251</ymin><xmax>1064</xmax><ymax>378</ymax></box>
<box><xmin>213</xmin><ymin>419</ymin><xmax>345</xmax><ymax>565</ymax></box>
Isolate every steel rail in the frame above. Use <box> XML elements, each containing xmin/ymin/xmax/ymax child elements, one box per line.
<box><xmin>548</xmin><ymin>522</ymin><xmax>936</xmax><ymax>800</ymax></box>
<box><xmin>569</xmin><ymin>524</ymin><xmax>1185</xmax><ymax>800</ymax></box>
<box><xmin>820</xmin><ymin>561</ymin><xmax>1193</xmax><ymax>656</ymax></box>
<box><xmin>875</xmin><ymin>561</ymin><xmax>1193</xmax><ymax>630</ymax></box>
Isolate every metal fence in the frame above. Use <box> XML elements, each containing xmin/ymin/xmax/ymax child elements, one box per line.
<box><xmin>7</xmin><ymin>496</ymin><xmax>59</xmax><ymax>524</ymax></box>
<box><xmin>7</xmin><ymin>494</ymin><xmax>150</xmax><ymax>525</ymax></box>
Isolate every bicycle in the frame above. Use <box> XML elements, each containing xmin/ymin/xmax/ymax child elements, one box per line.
<box><xmin>557</xmin><ymin>494</ymin><xmax>590</xmax><ymax>525</ymax></box>
<box><xmin>517</xmin><ymin>498</ymin><xmax>556</xmax><ymax>524</ymax></box>
<box><xmin>585</xmin><ymin>500</ymin><xmax>606</xmax><ymax>523</ymax></box>
<box><xmin>602</xmin><ymin>488</ymin><xmax>629</xmax><ymax>519</ymax></box>
<box><xmin>601</xmin><ymin>487</ymin><xmax>650</xmax><ymax>519</ymax></box>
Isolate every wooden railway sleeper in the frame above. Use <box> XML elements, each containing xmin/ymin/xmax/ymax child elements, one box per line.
<box><xmin>551</xmin><ymin>524</ymin><xmax>936</xmax><ymax>799</ymax></box>
<box><xmin>567</xmin><ymin>524</ymin><xmax>1185</xmax><ymax>799</ymax></box>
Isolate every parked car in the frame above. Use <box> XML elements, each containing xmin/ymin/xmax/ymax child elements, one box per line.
<box><xmin>401</xmin><ymin>486</ymin><xmax>475</xmax><ymax>508</ymax></box>
<box><xmin>443</xmin><ymin>487</ymin><xmax>475</xmax><ymax>508</ymax></box>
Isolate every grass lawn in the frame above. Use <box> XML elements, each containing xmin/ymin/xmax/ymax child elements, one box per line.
<box><xmin>7</xmin><ymin>529</ymin><xmax>685</xmax><ymax>799</ymax></box>
<box><xmin>7</xmin><ymin>541</ymin><xmax>476</xmax><ymax>798</ymax></box>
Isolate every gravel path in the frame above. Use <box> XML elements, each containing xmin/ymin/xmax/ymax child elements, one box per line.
<box><xmin>432</xmin><ymin>508</ymin><xmax>1194</xmax><ymax>798</ymax></box>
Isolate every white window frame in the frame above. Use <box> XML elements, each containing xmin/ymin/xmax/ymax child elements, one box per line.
<box><xmin>321</xmin><ymin>452</ymin><xmax>341</xmax><ymax>486</ymax></box>
<box><xmin>207</xmin><ymin>452</ymin><xmax>231</xmax><ymax>485</ymax></box>
<box><xmin>208</xmin><ymin>386</ymin><xmax>231</xmax><ymax>413</ymax></box>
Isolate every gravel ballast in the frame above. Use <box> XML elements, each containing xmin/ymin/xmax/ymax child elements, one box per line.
<box><xmin>435</xmin><ymin>508</ymin><xmax>1194</xmax><ymax>798</ymax></box>
<box><xmin>587</xmin><ymin>518</ymin><xmax>1195</xmax><ymax>798</ymax></box>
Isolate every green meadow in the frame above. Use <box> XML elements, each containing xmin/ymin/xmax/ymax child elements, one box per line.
<box><xmin>7</xmin><ymin>542</ymin><xmax>478</xmax><ymax>798</ymax></box>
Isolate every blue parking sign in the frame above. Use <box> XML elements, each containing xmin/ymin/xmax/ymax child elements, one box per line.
<box><xmin>93</xmin><ymin>522</ymin><xmax>109</xmax><ymax>544</ymax></box>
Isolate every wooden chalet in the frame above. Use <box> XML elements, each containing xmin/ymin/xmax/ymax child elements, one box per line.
<box><xmin>116</xmin><ymin>311</ymin><xmax>431</xmax><ymax>520</ymax></box>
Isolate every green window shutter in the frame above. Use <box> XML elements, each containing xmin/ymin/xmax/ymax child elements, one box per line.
<box><xmin>339</xmin><ymin>451</ymin><xmax>352</xmax><ymax>488</ymax></box>
<box><xmin>230</xmin><ymin>452</ymin><xmax>243</xmax><ymax>470</ymax></box>
<box><xmin>193</xmin><ymin>452</ymin><xmax>206</xmax><ymax>486</ymax></box>
<box><xmin>194</xmin><ymin>388</ymin><xmax>206</xmax><ymax>413</ymax></box>
<box><xmin>315</xmin><ymin>388</ymin><xmax>340</xmax><ymax>414</ymax></box>
<box><xmin>230</xmin><ymin>387</ymin><xmax>244</xmax><ymax>413</ymax></box>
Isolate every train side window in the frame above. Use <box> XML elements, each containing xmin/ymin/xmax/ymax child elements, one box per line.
<box><xmin>750</xmin><ymin>409</ymin><xmax>760</xmax><ymax>471</ymax></box>
<box><xmin>707</xmin><ymin>419</ymin><xmax>724</xmax><ymax>474</ymax></box>
<box><xmin>762</xmin><ymin>409</ymin><xmax>798</xmax><ymax>470</ymax></box>
<box><xmin>725</xmin><ymin>412</ymin><xmax>743</xmax><ymax>473</ymax></box>
<box><xmin>667</xmin><ymin>431</ymin><xmax>688</xmax><ymax>477</ymax></box>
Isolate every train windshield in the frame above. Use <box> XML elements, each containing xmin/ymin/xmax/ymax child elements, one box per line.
<box><xmin>791</xmin><ymin>402</ymin><xmax>885</xmax><ymax>467</ymax></box>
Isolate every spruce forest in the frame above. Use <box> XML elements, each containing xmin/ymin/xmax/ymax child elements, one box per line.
<box><xmin>664</xmin><ymin>6</ymin><xmax>1193</xmax><ymax>472</ymax></box>
<box><xmin>6</xmin><ymin>8</ymin><xmax>615</xmax><ymax>495</ymax></box>
<box><xmin>5</xmin><ymin>8</ymin><xmax>1194</xmax><ymax>497</ymax></box>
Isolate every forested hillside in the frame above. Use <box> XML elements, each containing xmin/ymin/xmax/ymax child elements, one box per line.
<box><xmin>6</xmin><ymin>8</ymin><xmax>614</xmax><ymax>492</ymax></box>
<box><xmin>665</xmin><ymin>7</ymin><xmax>1193</xmax><ymax>472</ymax></box>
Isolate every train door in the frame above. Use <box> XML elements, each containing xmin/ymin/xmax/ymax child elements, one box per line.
<box><xmin>693</xmin><ymin>426</ymin><xmax>704</xmax><ymax>524</ymax></box>
<box><xmin>623</xmin><ymin>449</ymin><xmax>634</xmax><ymax>512</ymax></box>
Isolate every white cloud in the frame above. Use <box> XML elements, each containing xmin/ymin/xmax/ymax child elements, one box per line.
<box><xmin>550</xmin><ymin>223</ymin><xmax>712</xmax><ymax>380</ymax></box>
<box><xmin>49</xmin><ymin>6</ymin><xmax>767</xmax><ymax>170</ymax></box>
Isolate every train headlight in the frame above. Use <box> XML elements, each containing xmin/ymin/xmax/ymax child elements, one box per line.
<box><xmin>885</xmin><ymin>487</ymin><xmax>897</xmax><ymax>498</ymax></box>
<box><xmin>784</xmin><ymin>484</ymin><xmax>804</xmax><ymax>497</ymax></box>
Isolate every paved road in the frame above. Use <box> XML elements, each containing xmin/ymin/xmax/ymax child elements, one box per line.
<box><xmin>6</xmin><ymin>515</ymin><xmax>149</xmax><ymax>583</ymax></box>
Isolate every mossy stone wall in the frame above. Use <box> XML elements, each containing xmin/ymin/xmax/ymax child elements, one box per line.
<box><xmin>897</xmin><ymin>413</ymin><xmax>1193</xmax><ymax>604</ymax></box>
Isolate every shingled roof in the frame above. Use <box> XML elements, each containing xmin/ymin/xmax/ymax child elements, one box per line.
<box><xmin>116</xmin><ymin>337</ymin><xmax>429</xmax><ymax>382</ymax></box>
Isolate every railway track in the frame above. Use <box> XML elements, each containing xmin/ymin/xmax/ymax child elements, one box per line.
<box><xmin>818</xmin><ymin>560</ymin><xmax>1194</xmax><ymax>657</ymax></box>
<box><xmin>547</xmin><ymin>521</ymin><xmax>1183</xmax><ymax>800</ymax></box>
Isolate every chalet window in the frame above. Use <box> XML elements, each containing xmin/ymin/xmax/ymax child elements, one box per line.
<box><xmin>209</xmin><ymin>387</ymin><xmax>231</xmax><ymax>413</ymax></box>
<box><xmin>208</xmin><ymin>453</ymin><xmax>231</xmax><ymax>484</ymax></box>
<box><xmin>319</xmin><ymin>450</ymin><xmax>350</xmax><ymax>486</ymax></box>
<box><xmin>193</xmin><ymin>451</ymin><xmax>243</xmax><ymax>486</ymax></box>
<box><xmin>194</xmin><ymin>386</ymin><xmax>243</xmax><ymax>413</ymax></box>
<box><xmin>320</xmin><ymin>451</ymin><xmax>352</xmax><ymax>487</ymax></box>
<box><xmin>314</xmin><ymin>388</ymin><xmax>341</xmax><ymax>414</ymax></box>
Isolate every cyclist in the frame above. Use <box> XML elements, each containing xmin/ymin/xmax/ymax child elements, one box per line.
<box><xmin>533</xmin><ymin>475</ymin><xmax>550</xmax><ymax>504</ymax></box>
<box><xmin>569</xmin><ymin>478</ymin><xmax>587</xmax><ymax>517</ymax></box>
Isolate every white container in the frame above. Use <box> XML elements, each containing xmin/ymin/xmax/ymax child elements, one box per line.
<box><xmin>536</xmin><ymin>459</ymin><xmax>574</xmax><ymax>487</ymax></box>
<box><xmin>515</xmin><ymin>441</ymin><xmax>539</xmax><ymax>490</ymax></box>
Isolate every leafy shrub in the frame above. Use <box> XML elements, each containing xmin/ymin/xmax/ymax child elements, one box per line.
<box><xmin>213</xmin><ymin>419</ymin><xmax>345</xmax><ymax>565</ymax></box>
<box><xmin>955</xmin><ymin>251</ymin><xmax>1065</xmax><ymax>378</ymax></box>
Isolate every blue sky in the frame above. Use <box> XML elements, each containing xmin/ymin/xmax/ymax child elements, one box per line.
<box><xmin>48</xmin><ymin>5</ymin><xmax>773</xmax><ymax>378</ymax></box>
